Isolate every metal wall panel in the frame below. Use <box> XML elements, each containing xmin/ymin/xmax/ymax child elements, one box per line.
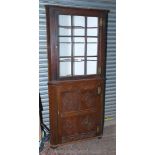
<box><xmin>39</xmin><ymin>0</ymin><xmax>116</xmax><ymax>127</ymax></box>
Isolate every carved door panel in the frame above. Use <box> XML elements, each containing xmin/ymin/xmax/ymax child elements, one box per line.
<box><xmin>46</xmin><ymin>6</ymin><xmax>108</xmax><ymax>146</ymax></box>
<box><xmin>54</xmin><ymin>79</ymin><xmax>104</xmax><ymax>143</ymax></box>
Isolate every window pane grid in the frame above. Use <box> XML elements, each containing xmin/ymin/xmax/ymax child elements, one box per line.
<box><xmin>58</xmin><ymin>15</ymin><xmax>99</xmax><ymax>77</ymax></box>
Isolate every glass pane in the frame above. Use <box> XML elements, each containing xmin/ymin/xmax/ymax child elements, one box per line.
<box><xmin>59</xmin><ymin>58</ymin><xmax>71</xmax><ymax>77</ymax></box>
<box><xmin>87</xmin><ymin>17</ymin><xmax>98</xmax><ymax>27</ymax></box>
<box><xmin>74</xmin><ymin>43</ymin><xmax>85</xmax><ymax>56</ymax></box>
<box><xmin>73</xmin><ymin>28</ymin><xmax>85</xmax><ymax>36</ymax></box>
<box><xmin>87</xmin><ymin>43</ymin><xmax>97</xmax><ymax>56</ymax></box>
<box><xmin>59</xmin><ymin>43</ymin><xmax>71</xmax><ymax>56</ymax></box>
<box><xmin>87</xmin><ymin>28</ymin><xmax>98</xmax><ymax>36</ymax></box>
<box><xmin>73</xmin><ymin>16</ymin><xmax>85</xmax><ymax>36</ymax></box>
<box><xmin>73</xmin><ymin>57</ymin><xmax>84</xmax><ymax>75</ymax></box>
<box><xmin>87</xmin><ymin>38</ymin><xmax>98</xmax><ymax>43</ymax></box>
<box><xmin>73</xmin><ymin>16</ymin><xmax>85</xmax><ymax>27</ymax></box>
<box><xmin>87</xmin><ymin>57</ymin><xmax>97</xmax><ymax>75</ymax></box>
<box><xmin>59</xmin><ymin>37</ymin><xmax>71</xmax><ymax>43</ymax></box>
<box><xmin>59</xmin><ymin>15</ymin><xmax>71</xmax><ymax>26</ymax></box>
<box><xmin>59</xmin><ymin>27</ymin><xmax>71</xmax><ymax>36</ymax></box>
<box><xmin>74</xmin><ymin>37</ymin><xmax>85</xmax><ymax>43</ymax></box>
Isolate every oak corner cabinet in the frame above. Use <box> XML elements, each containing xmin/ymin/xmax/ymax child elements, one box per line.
<box><xmin>45</xmin><ymin>5</ymin><xmax>109</xmax><ymax>147</ymax></box>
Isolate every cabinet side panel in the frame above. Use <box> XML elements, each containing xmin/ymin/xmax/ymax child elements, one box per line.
<box><xmin>48</xmin><ymin>85</ymin><xmax>59</xmax><ymax>145</ymax></box>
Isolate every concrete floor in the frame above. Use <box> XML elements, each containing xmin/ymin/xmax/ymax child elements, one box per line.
<box><xmin>40</xmin><ymin>123</ymin><xmax>116</xmax><ymax>155</ymax></box>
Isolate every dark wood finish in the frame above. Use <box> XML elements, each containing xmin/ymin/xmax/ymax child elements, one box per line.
<box><xmin>46</xmin><ymin>5</ymin><xmax>108</xmax><ymax>147</ymax></box>
<box><xmin>49</xmin><ymin>78</ymin><xmax>104</xmax><ymax>144</ymax></box>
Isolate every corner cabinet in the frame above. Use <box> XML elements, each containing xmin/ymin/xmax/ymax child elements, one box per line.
<box><xmin>45</xmin><ymin>5</ymin><xmax>109</xmax><ymax>147</ymax></box>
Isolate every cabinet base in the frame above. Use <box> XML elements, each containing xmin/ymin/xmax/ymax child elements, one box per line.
<box><xmin>50</xmin><ymin>135</ymin><xmax>103</xmax><ymax>148</ymax></box>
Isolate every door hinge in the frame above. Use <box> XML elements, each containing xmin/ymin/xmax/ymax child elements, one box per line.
<box><xmin>97</xmin><ymin>126</ymin><xmax>100</xmax><ymax>133</ymax></box>
<box><xmin>97</xmin><ymin>86</ymin><xmax>101</xmax><ymax>95</ymax></box>
<box><xmin>98</xmin><ymin>66</ymin><xmax>101</xmax><ymax>74</ymax></box>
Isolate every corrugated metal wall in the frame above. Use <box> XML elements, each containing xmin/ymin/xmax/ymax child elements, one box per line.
<box><xmin>39</xmin><ymin>0</ymin><xmax>116</xmax><ymax>128</ymax></box>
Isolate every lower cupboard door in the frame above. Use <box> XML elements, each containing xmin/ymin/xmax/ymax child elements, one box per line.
<box><xmin>61</xmin><ymin>112</ymin><xmax>101</xmax><ymax>143</ymax></box>
<box><xmin>55</xmin><ymin>79</ymin><xmax>104</xmax><ymax>144</ymax></box>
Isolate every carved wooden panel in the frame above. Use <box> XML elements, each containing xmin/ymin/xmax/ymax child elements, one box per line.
<box><xmin>61</xmin><ymin>88</ymin><xmax>99</xmax><ymax>113</ymax></box>
<box><xmin>62</xmin><ymin>116</ymin><xmax>78</xmax><ymax>136</ymax></box>
<box><xmin>49</xmin><ymin>79</ymin><xmax>104</xmax><ymax>145</ymax></box>
<box><xmin>61</xmin><ymin>91</ymin><xmax>80</xmax><ymax>113</ymax></box>
<box><xmin>55</xmin><ymin>79</ymin><xmax>103</xmax><ymax>144</ymax></box>
<box><xmin>79</xmin><ymin>113</ymin><xmax>97</xmax><ymax>132</ymax></box>
<box><xmin>62</xmin><ymin>113</ymin><xmax>98</xmax><ymax>136</ymax></box>
<box><xmin>80</xmin><ymin>89</ymin><xmax>99</xmax><ymax>110</ymax></box>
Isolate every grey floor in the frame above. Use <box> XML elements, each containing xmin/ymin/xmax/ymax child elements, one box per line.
<box><xmin>40</xmin><ymin>124</ymin><xmax>116</xmax><ymax>155</ymax></box>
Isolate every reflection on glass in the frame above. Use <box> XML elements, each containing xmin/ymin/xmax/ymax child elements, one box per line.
<box><xmin>87</xmin><ymin>17</ymin><xmax>98</xmax><ymax>27</ymax></box>
<box><xmin>59</xmin><ymin>37</ymin><xmax>71</xmax><ymax>43</ymax></box>
<box><xmin>87</xmin><ymin>38</ymin><xmax>98</xmax><ymax>43</ymax></box>
<box><xmin>87</xmin><ymin>57</ymin><xmax>97</xmax><ymax>75</ymax></box>
<box><xmin>59</xmin><ymin>27</ymin><xmax>71</xmax><ymax>36</ymax></box>
<box><xmin>74</xmin><ymin>29</ymin><xmax>85</xmax><ymax>36</ymax></box>
<box><xmin>73</xmin><ymin>16</ymin><xmax>85</xmax><ymax>27</ymax></box>
<box><xmin>87</xmin><ymin>28</ymin><xmax>98</xmax><ymax>36</ymax></box>
<box><xmin>73</xmin><ymin>57</ymin><xmax>84</xmax><ymax>75</ymax></box>
<box><xmin>59</xmin><ymin>15</ymin><xmax>71</xmax><ymax>26</ymax></box>
<box><xmin>74</xmin><ymin>37</ymin><xmax>85</xmax><ymax>43</ymax></box>
<box><xmin>87</xmin><ymin>43</ymin><xmax>97</xmax><ymax>56</ymax></box>
<box><xmin>87</xmin><ymin>17</ymin><xmax>98</xmax><ymax>36</ymax></box>
<box><xmin>59</xmin><ymin>43</ymin><xmax>71</xmax><ymax>56</ymax></box>
<box><xmin>59</xmin><ymin>58</ymin><xmax>71</xmax><ymax>77</ymax></box>
<box><xmin>74</xmin><ymin>43</ymin><xmax>85</xmax><ymax>56</ymax></box>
